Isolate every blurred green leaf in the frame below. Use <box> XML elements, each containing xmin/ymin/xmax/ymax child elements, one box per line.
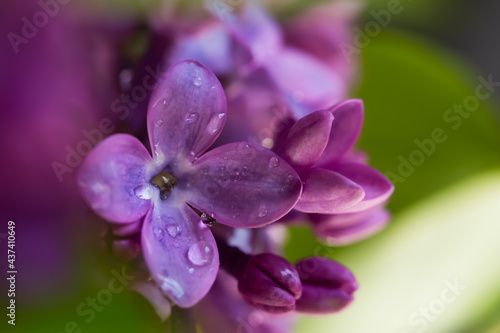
<box><xmin>354</xmin><ymin>29</ymin><xmax>500</xmax><ymax>213</ymax></box>
<box><xmin>296</xmin><ymin>170</ymin><xmax>500</xmax><ymax>333</ymax></box>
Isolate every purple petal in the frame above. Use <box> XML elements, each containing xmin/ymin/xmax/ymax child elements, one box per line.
<box><xmin>334</xmin><ymin>163</ymin><xmax>394</xmax><ymax>213</ymax></box>
<box><xmin>316</xmin><ymin>99</ymin><xmax>364</xmax><ymax>166</ymax></box>
<box><xmin>77</xmin><ymin>134</ymin><xmax>153</xmax><ymax>224</ymax></box>
<box><xmin>275</xmin><ymin>110</ymin><xmax>334</xmax><ymax>173</ymax></box>
<box><xmin>294</xmin><ymin>168</ymin><xmax>365</xmax><ymax>214</ymax></box>
<box><xmin>238</xmin><ymin>254</ymin><xmax>302</xmax><ymax>311</ymax></box>
<box><xmin>187</xmin><ymin>142</ymin><xmax>302</xmax><ymax>228</ymax></box>
<box><xmin>169</xmin><ymin>23</ymin><xmax>234</xmax><ymax>75</ymax></box>
<box><xmin>265</xmin><ymin>48</ymin><xmax>346</xmax><ymax>118</ymax></box>
<box><xmin>141</xmin><ymin>198</ymin><xmax>219</xmax><ymax>308</ymax></box>
<box><xmin>147</xmin><ymin>60</ymin><xmax>227</xmax><ymax>164</ymax></box>
<box><xmin>313</xmin><ymin>209</ymin><xmax>391</xmax><ymax>246</ymax></box>
<box><xmin>295</xmin><ymin>285</ymin><xmax>354</xmax><ymax>314</ymax></box>
<box><xmin>295</xmin><ymin>257</ymin><xmax>358</xmax><ymax>291</ymax></box>
<box><xmin>217</xmin><ymin>4</ymin><xmax>283</xmax><ymax>65</ymax></box>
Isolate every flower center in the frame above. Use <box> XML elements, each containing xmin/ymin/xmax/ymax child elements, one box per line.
<box><xmin>151</xmin><ymin>171</ymin><xmax>178</xmax><ymax>200</ymax></box>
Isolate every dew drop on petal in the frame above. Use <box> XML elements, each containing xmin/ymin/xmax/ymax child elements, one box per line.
<box><xmin>155</xmin><ymin>119</ymin><xmax>163</xmax><ymax>127</ymax></box>
<box><xmin>193</xmin><ymin>77</ymin><xmax>202</xmax><ymax>86</ymax></box>
<box><xmin>134</xmin><ymin>184</ymin><xmax>152</xmax><ymax>200</ymax></box>
<box><xmin>258</xmin><ymin>209</ymin><xmax>268</xmax><ymax>218</ymax></box>
<box><xmin>187</xmin><ymin>241</ymin><xmax>214</xmax><ymax>266</ymax></box>
<box><xmin>185</xmin><ymin>113</ymin><xmax>199</xmax><ymax>124</ymax></box>
<box><xmin>166</xmin><ymin>225</ymin><xmax>180</xmax><ymax>238</ymax></box>
<box><xmin>268</xmin><ymin>157</ymin><xmax>279</xmax><ymax>168</ymax></box>
<box><xmin>153</xmin><ymin>227</ymin><xmax>164</xmax><ymax>241</ymax></box>
<box><xmin>188</xmin><ymin>268</ymin><xmax>194</xmax><ymax>274</ymax></box>
<box><xmin>207</xmin><ymin>115</ymin><xmax>221</xmax><ymax>134</ymax></box>
<box><xmin>173</xmin><ymin>241</ymin><xmax>180</xmax><ymax>248</ymax></box>
<box><xmin>201</xmin><ymin>165</ymin><xmax>209</xmax><ymax>174</ymax></box>
<box><xmin>161</xmin><ymin>277</ymin><xmax>184</xmax><ymax>299</ymax></box>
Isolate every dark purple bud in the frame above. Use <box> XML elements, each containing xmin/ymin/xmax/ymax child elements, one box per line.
<box><xmin>238</xmin><ymin>253</ymin><xmax>302</xmax><ymax>313</ymax></box>
<box><xmin>295</xmin><ymin>256</ymin><xmax>358</xmax><ymax>313</ymax></box>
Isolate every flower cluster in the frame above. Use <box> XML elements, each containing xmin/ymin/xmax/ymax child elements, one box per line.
<box><xmin>77</xmin><ymin>1</ymin><xmax>393</xmax><ymax>331</ymax></box>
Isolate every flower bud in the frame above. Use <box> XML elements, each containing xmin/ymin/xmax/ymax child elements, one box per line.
<box><xmin>238</xmin><ymin>253</ymin><xmax>302</xmax><ymax>313</ymax></box>
<box><xmin>295</xmin><ymin>256</ymin><xmax>357</xmax><ymax>313</ymax></box>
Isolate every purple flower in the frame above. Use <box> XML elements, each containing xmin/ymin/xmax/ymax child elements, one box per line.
<box><xmin>275</xmin><ymin>99</ymin><xmax>394</xmax><ymax>244</ymax></box>
<box><xmin>295</xmin><ymin>257</ymin><xmax>358</xmax><ymax>313</ymax></box>
<box><xmin>164</xmin><ymin>2</ymin><xmax>359</xmax><ymax>149</ymax></box>
<box><xmin>77</xmin><ymin>60</ymin><xmax>302</xmax><ymax>307</ymax></box>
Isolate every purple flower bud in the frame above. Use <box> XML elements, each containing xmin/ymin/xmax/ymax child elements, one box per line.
<box><xmin>295</xmin><ymin>257</ymin><xmax>358</xmax><ymax>313</ymax></box>
<box><xmin>238</xmin><ymin>253</ymin><xmax>302</xmax><ymax>313</ymax></box>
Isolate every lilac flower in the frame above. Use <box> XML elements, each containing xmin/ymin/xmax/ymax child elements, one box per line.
<box><xmin>165</xmin><ymin>2</ymin><xmax>358</xmax><ymax>148</ymax></box>
<box><xmin>77</xmin><ymin>59</ymin><xmax>302</xmax><ymax>307</ymax></box>
<box><xmin>275</xmin><ymin>99</ymin><xmax>394</xmax><ymax>244</ymax></box>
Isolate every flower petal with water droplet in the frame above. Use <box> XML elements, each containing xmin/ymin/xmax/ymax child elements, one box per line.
<box><xmin>186</xmin><ymin>142</ymin><xmax>302</xmax><ymax>228</ymax></box>
<box><xmin>77</xmin><ymin>134</ymin><xmax>153</xmax><ymax>223</ymax></box>
<box><xmin>147</xmin><ymin>60</ymin><xmax>227</xmax><ymax>164</ymax></box>
<box><xmin>141</xmin><ymin>195</ymin><xmax>219</xmax><ymax>308</ymax></box>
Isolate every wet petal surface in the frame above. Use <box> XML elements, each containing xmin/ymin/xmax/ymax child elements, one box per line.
<box><xmin>141</xmin><ymin>196</ymin><xmax>219</xmax><ymax>308</ymax></box>
<box><xmin>187</xmin><ymin>142</ymin><xmax>302</xmax><ymax>228</ymax></box>
<box><xmin>147</xmin><ymin>60</ymin><xmax>227</xmax><ymax>165</ymax></box>
<box><xmin>77</xmin><ymin>134</ymin><xmax>153</xmax><ymax>223</ymax></box>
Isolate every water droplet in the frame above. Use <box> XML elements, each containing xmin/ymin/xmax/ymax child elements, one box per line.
<box><xmin>201</xmin><ymin>165</ymin><xmax>209</xmax><ymax>174</ymax></box>
<box><xmin>187</xmin><ymin>241</ymin><xmax>214</xmax><ymax>266</ymax></box>
<box><xmin>153</xmin><ymin>227</ymin><xmax>164</xmax><ymax>241</ymax></box>
<box><xmin>218</xmin><ymin>173</ymin><xmax>227</xmax><ymax>183</ymax></box>
<box><xmin>185</xmin><ymin>113</ymin><xmax>199</xmax><ymax>124</ymax></box>
<box><xmin>166</xmin><ymin>225</ymin><xmax>180</xmax><ymax>238</ymax></box>
<box><xmin>242</xmin><ymin>166</ymin><xmax>249</xmax><ymax>175</ymax></box>
<box><xmin>201</xmin><ymin>212</ymin><xmax>217</xmax><ymax>227</ymax></box>
<box><xmin>258</xmin><ymin>209</ymin><xmax>268</xmax><ymax>218</ymax></box>
<box><xmin>155</xmin><ymin>119</ymin><xmax>163</xmax><ymax>127</ymax></box>
<box><xmin>232</xmin><ymin>212</ymin><xmax>240</xmax><ymax>219</ymax></box>
<box><xmin>188</xmin><ymin>268</ymin><xmax>194</xmax><ymax>274</ymax></box>
<box><xmin>163</xmin><ymin>100</ymin><xmax>167</xmax><ymax>105</ymax></box>
<box><xmin>287</xmin><ymin>174</ymin><xmax>294</xmax><ymax>182</ymax></box>
<box><xmin>207</xmin><ymin>115</ymin><xmax>221</xmax><ymax>134</ymax></box>
<box><xmin>193</xmin><ymin>77</ymin><xmax>202</xmax><ymax>86</ymax></box>
<box><xmin>161</xmin><ymin>277</ymin><xmax>184</xmax><ymax>299</ymax></box>
<box><xmin>173</xmin><ymin>241</ymin><xmax>180</xmax><ymax>248</ymax></box>
<box><xmin>134</xmin><ymin>185</ymin><xmax>152</xmax><ymax>200</ymax></box>
<box><xmin>268</xmin><ymin>157</ymin><xmax>279</xmax><ymax>168</ymax></box>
